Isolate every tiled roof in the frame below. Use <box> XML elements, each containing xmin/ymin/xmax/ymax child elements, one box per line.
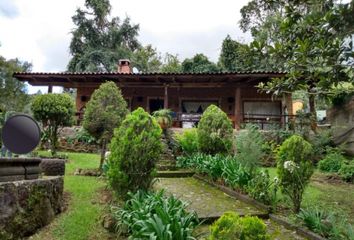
<box><xmin>14</xmin><ymin>70</ymin><xmax>286</xmax><ymax>76</ymax></box>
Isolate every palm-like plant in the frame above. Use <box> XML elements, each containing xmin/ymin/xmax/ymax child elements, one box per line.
<box><xmin>152</xmin><ymin>109</ymin><xmax>173</xmax><ymax>129</ymax></box>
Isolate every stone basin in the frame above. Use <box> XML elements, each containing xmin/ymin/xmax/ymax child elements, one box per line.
<box><xmin>0</xmin><ymin>157</ymin><xmax>41</xmax><ymax>182</ymax></box>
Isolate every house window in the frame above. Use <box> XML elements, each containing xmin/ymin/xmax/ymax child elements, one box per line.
<box><xmin>181</xmin><ymin>101</ymin><xmax>218</xmax><ymax>114</ymax></box>
<box><xmin>180</xmin><ymin>100</ymin><xmax>218</xmax><ymax>128</ymax></box>
<box><xmin>243</xmin><ymin>101</ymin><xmax>281</xmax><ymax>129</ymax></box>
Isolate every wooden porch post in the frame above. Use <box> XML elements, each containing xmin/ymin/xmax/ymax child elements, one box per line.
<box><xmin>285</xmin><ymin>93</ymin><xmax>294</xmax><ymax>129</ymax></box>
<box><xmin>48</xmin><ymin>85</ymin><xmax>53</xmax><ymax>93</ymax></box>
<box><xmin>164</xmin><ymin>84</ymin><xmax>168</xmax><ymax>109</ymax></box>
<box><xmin>234</xmin><ymin>87</ymin><xmax>241</xmax><ymax>129</ymax></box>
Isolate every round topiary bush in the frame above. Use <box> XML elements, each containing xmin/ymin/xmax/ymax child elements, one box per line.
<box><xmin>210</xmin><ymin>211</ymin><xmax>270</xmax><ymax>240</ymax></box>
<box><xmin>31</xmin><ymin>93</ymin><xmax>75</xmax><ymax>156</ymax></box>
<box><xmin>108</xmin><ymin>107</ymin><xmax>162</xmax><ymax>197</ymax></box>
<box><xmin>277</xmin><ymin>135</ymin><xmax>313</xmax><ymax>213</ymax></box>
<box><xmin>197</xmin><ymin>105</ymin><xmax>233</xmax><ymax>155</ymax></box>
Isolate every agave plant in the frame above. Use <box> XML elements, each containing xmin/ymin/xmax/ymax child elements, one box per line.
<box><xmin>152</xmin><ymin>109</ymin><xmax>173</xmax><ymax>130</ymax></box>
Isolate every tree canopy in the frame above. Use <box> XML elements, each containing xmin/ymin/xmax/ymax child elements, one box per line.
<box><xmin>67</xmin><ymin>0</ymin><xmax>140</xmax><ymax>72</ymax></box>
<box><xmin>31</xmin><ymin>94</ymin><xmax>75</xmax><ymax>156</ymax></box>
<box><xmin>132</xmin><ymin>45</ymin><xmax>162</xmax><ymax>73</ymax></box>
<box><xmin>182</xmin><ymin>54</ymin><xmax>221</xmax><ymax>73</ymax></box>
<box><xmin>0</xmin><ymin>55</ymin><xmax>32</xmax><ymax>112</ymax></box>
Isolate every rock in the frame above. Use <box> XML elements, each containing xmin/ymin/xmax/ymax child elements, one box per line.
<box><xmin>39</xmin><ymin>159</ymin><xmax>66</xmax><ymax>176</ymax></box>
<box><xmin>101</xmin><ymin>214</ymin><xmax>116</xmax><ymax>232</ymax></box>
<box><xmin>74</xmin><ymin>168</ymin><xmax>101</xmax><ymax>177</ymax></box>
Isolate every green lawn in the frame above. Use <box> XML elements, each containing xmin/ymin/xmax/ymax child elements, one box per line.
<box><xmin>30</xmin><ymin>152</ymin><xmax>114</xmax><ymax>240</ymax></box>
<box><xmin>264</xmin><ymin>167</ymin><xmax>354</xmax><ymax>224</ymax></box>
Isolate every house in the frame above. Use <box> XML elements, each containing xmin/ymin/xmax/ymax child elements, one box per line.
<box><xmin>14</xmin><ymin>59</ymin><xmax>293</xmax><ymax>129</ymax></box>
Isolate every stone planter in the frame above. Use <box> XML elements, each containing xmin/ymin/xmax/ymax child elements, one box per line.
<box><xmin>39</xmin><ymin>159</ymin><xmax>66</xmax><ymax>176</ymax></box>
<box><xmin>0</xmin><ymin>158</ymin><xmax>41</xmax><ymax>182</ymax></box>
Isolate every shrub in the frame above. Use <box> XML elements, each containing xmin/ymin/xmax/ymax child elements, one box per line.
<box><xmin>113</xmin><ymin>190</ymin><xmax>198</xmax><ymax>239</ymax></box>
<box><xmin>177</xmin><ymin>153</ymin><xmax>253</xmax><ymax>190</ymax></box>
<box><xmin>318</xmin><ymin>150</ymin><xmax>345</xmax><ymax>173</ymax></box>
<box><xmin>210</xmin><ymin>211</ymin><xmax>270</xmax><ymax>240</ymax></box>
<box><xmin>247</xmin><ymin>170</ymin><xmax>278</xmax><ymax>208</ymax></box>
<box><xmin>66</xmin><ymin>127</ymin><xmax>97</xmax><ymax>145</ymax></box>
<box><xmin>339</xmin><ymin>161</ymin><xmax>354</xmax><ymax>182</ymax></box>
<box><xmin>175</xmin><ymin>128</ymin><xmax>199</xmax><ymax>156</ymax></box>
<box><xmin>298</xmin><ymin>207</ymin><xmax>342</xmax><ymax>239</ymax></box>
<box><xmin>310</xmin><ymin>130</ymin><xmax>335</xmax><ymax>159</ymax></box>
<box><xmin>197</xmin><ymin>105</ymin><xmax>234</xmax><ymax>155</ymax></box>
<box><xmin>177</xmin><ymin>153</ymin><xmax>226</xmax><ymax>180</ymax></box>
<box><xmin>235</xmin><ymin>124</ymin><xmax>265</xmax><ymax>173</ymax></box>
<box><xmin>108</xmin><ymin>108</ymin><xmax>162</xmax><ymax>197</ymax></box>
<box><xmin>31</xmin><ymin>93</ymin><xmax>75</xmax><ymax>156</ymax></box>
<box><xmin>222</xmin><ymin>159</ymin><xmax>253</xmax><ymax>191</ymax></box>
<box><xmin>276</xmin><ymin>135</ymin><xmax>313</xmax><ymax>213</ymax></box>
<box><xmin>83</xmin><ymin>81</ymin><xmax>128</xmax><ymax>169</ymax></box>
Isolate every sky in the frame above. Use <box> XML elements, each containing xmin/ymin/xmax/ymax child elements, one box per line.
<box><xmin>0</xmin><ymin>0</ymin><xmax>251</xmax><ymax>93</ymax></box>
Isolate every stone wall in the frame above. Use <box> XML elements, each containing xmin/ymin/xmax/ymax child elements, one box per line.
<box><xmin>327</xmin><ymin>97</ymin><xmax>354</xmax><ymax>156</ymax></box>
<box><xmin>0</xmin><ymin>177</ymin><xmax>64</xmax><ymax>239</ymax></box>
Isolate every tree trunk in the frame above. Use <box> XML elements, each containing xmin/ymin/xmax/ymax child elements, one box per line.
<box><xmin>50</xmin><ymin>126</ymin><xmax>58</xmax><ymax>157</ymax></box>
<box><xmin>308</xmin><ymin>94</ymin><xmax>317</xmax><ymax>133</ymax></box>
<box><xmin>99</xmin><ymin>139</ymin><xmax>106</xmax><ymax>170</ymax></box>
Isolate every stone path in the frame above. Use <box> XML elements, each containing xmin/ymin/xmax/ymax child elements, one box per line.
<box><xmin>154</xmin><ymin>177</ymin><xmax>267</xmax><ymax>220</ymax></box>
<box><xmin>154</xmin><ymin>177</ymin><xmax>307</xmax><ymax>240</ymax></box>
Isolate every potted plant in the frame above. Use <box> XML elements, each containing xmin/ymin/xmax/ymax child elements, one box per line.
<box><xmin>152</xmin><ymin>109</ymin><xmax>173</xmax><ymax>130</ymax></box>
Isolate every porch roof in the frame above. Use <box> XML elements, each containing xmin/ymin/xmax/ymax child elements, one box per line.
<box><xmin>13</xmin><ymin>71</ymin><xmax>286</xmax><ymax>88</ymax></box>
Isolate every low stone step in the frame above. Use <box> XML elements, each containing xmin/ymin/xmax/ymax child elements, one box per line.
<box><xmin>156</xmin><ymin>170</ymin><xmax>195</xmax><ymax>178</ymax></box>
<box><xmin>156</xmin><ymin>164</ymin><xmax>178</xmax><ymax>171</ymax></box>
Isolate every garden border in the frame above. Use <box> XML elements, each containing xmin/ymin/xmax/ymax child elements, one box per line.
<box><xmin>193</xmin><ymin>174</ymin><xmax>326</xmax><ymax>240</ymax></box>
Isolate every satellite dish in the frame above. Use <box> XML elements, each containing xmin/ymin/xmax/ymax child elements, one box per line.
<box><xmin>1</xmin><ymin>115</ymin><xmax>41</xmax><ymax>154</ymax></box>
<box><xmin>132</xmin><ymin>67</ymin><xmax>139</xmax><ymax>73</ymax></box>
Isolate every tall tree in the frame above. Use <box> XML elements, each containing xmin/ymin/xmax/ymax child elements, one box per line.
<box><xmin>182</xmin><ymin>54</ymin><xmax>221</xmax><ymax>73</ymax></box>
<box><xmin>0</xmin><ymin>55</ymin><xmax>31</xmax><ymax>112</ymax></box>
<box><xmin>68</xmin><ymin>0</ymin><xmax>140</xmax><ymax>72</ymax></box>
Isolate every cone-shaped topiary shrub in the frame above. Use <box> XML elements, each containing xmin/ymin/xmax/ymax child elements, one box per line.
<box><xmin>197</xmin><ymin>105</ymin><xmax>233</xmax><ymax>155</ymax></box>
<box><xmin>83</xmin><ymin>81</ymin><xmax>128</xmax><ymax>169</ymax></box>
<box><xmin>108</xmin><ymin>107</ymin><xmax>162</xmax><ymax>197</ymax></box>
<box><xmin>277</xmin><ymin>135</ymin><xmax>313</xmax><ymax>213</ymax></box>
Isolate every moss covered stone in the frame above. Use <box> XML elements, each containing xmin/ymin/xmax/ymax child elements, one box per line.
<box><xmin>0</xmin><ymin>177</ymin><xmax>63</xmax><ymax>239</ymax></box>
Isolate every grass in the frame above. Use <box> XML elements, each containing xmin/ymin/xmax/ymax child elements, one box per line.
<box><xmin>30</xmin><ymin>152</ymin><xmax>114</xmax><ymax>240</ymax></box>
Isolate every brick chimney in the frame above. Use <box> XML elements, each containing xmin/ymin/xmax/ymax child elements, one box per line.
<box><xmin>118</xmin><ymin>59</ymin><xmax>131</xmax><ymax>73</ymax></box>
